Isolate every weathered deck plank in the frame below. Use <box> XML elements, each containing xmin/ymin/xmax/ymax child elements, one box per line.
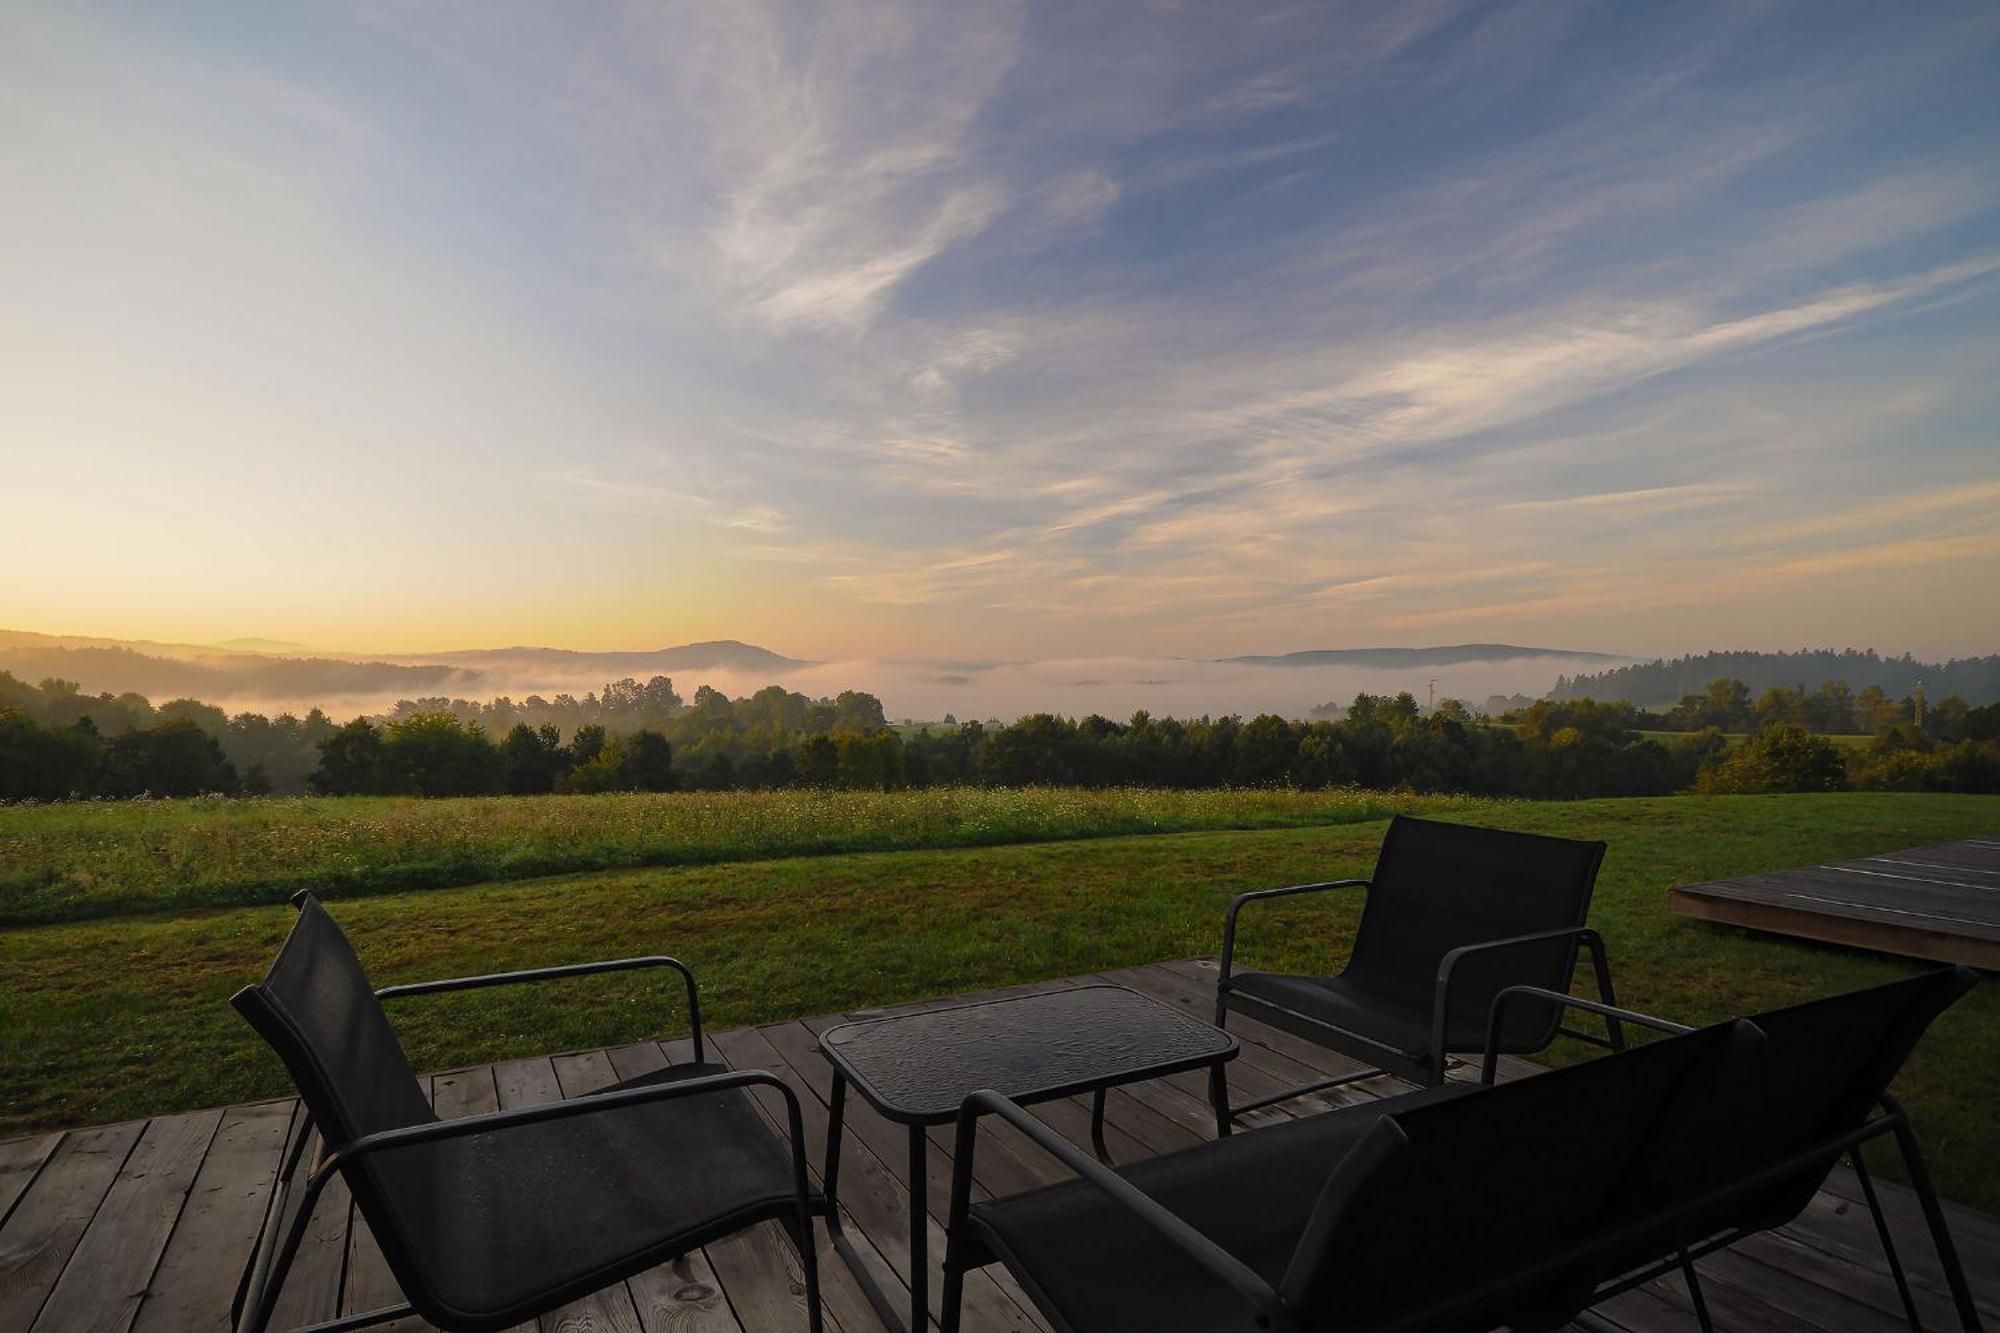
<box><xmin>1671</xmin><ymin>836</ymin><xmax>2000</xmax><ymax>967</ymax></box>
<box><xmin>0</xmin><ymin>1121</ymin><xmax>144</xmax><ymax>1331</ymax></box>
<box><xmin>1</xmin><ymin>960</ymin><xmax>1994</xmax><ymax>1333</ymax></box>
<box><xmin>130</xmin><ymin>1102</ymin><xmax>295</xmax><ymax>1333</ymax></box>
<box><xmin>0</xmin><ymin>1137</ymin><xmax>62</xmax><ymax>1233</ymax></box>
<box><xmin>29</xmin><ymin>1108</ymin><xmax>222</xmax><ymax>1333</ymax></box>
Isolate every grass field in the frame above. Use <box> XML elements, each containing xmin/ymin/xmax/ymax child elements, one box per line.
<box><xmin>1</xmin><ymin>791</ymin><xmax>1995</xmax><ymax>1210</ymax></box>
<box><xmin>0</xmin><ymin>787</ymin><xmax>1485</xmax><ymax>926</ymax></box>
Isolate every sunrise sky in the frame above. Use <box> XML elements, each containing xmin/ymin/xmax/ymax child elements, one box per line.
<box><xmin>3</xmin><ymin>1</ymin><xmax>1997</xmax><ymax>660</ymax></box>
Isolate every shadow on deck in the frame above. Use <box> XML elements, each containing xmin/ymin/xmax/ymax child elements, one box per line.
<box><xmin>2</xmin><ymin>959</ymin><xmax>1996</xmax><ymax>1333</ymax></box>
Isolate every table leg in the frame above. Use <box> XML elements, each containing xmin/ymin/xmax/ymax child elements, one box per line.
<box><xmin>908</xmin><ymin>1125</ymin><xmax>929</xmax><ymax>1331</ymax></box>
<box><xmin>1090</xmin><ymin>1088</ymin><xmax>1111</xmax><ymax>1162</ymax></box>
<box><xmin>1209</xmin><ymin>1059</ymin><xmax>1233</xmax><ymax>1138</ymax></box>
<box><xmin>824</xmin><ymin>1072</ymin><xmax>847</xmax><ymax>1209</ymax></box>
<box><xmin>820</xmin><ymin>1072</ymin><xmax>917</xmax><ymax>1333</ymax></box>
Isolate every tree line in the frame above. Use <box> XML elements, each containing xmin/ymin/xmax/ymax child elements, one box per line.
<box><xmin>1552</xmin><ymin>649</ymin><xmax>2000</xmax><ymax>710</ymax></box>
<box><xmin>1571</xmin><ymin>675</ymin><xmax>1967</xmax><ymax>737</ymax></box>
<box><xmin>1</xmin><ymin>669</ymin><xmax>1996</xmax><ymax>801</ymax></box>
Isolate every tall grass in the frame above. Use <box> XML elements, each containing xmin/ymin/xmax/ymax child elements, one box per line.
<box><xmin>0</xmin><ymin>787</ymin><xmax>1477</xmax><ymax>925</ymax></box>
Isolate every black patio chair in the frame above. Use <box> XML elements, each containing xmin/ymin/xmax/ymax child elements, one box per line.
<box><xmin>1531</xmin><ymin>963</ymin><xmax>1985</xmax><ymax>1332</ymax></box>
<box><xmin>940</xmin><ymin>966</ymin><xmax>1983</xmax><ymax>1333</ymax></box>
<box><xmin>1213</xmin><ymin>814</ymin><xmax>1622</xmax><ymax>1122</ymax></box>
<box><xmin>231</xmin><ymin>893</ymin><xmax>824</xmax><ymax>1333</ymax></box>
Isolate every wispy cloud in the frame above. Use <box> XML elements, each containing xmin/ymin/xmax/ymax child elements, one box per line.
<box><xmin>536</xmin><ymin>469</ymin><xmax>791</xmax><ymax>537</ymax></box>
<box><xmin>6</xmin><ymin>0</ymin><xmax>1998</xmax><ymax>657</ymax></box>
<box><xmin>1498</xmin><ymin>483</ymin><xmax>1753</xmax><ymax>516</ymax></box>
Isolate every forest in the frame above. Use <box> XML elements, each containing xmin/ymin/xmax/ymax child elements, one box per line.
<box><xmin>2</xmin><ymin>666</ymin><xmax>1996</xmax><ymax>802</ymax></box>
<box><xmin>1551</xmin><ymin>648</ymin><xmax>2000</xmax><ymax>708</ymax></box>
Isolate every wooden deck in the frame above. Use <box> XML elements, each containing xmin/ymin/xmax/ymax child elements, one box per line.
<box><xmin>3</xmin><ymin>959</ymin><xmax>1997</xmax><ymax>1333</ymax></box>
<box><xmin>1671</xmin><ymin>836</ymin><xmax>2000</xmax><ymax>968</ymax></box>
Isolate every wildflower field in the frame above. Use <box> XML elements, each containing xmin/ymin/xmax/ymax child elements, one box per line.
<box><xmin>0</xmin><ymin>785</ymin><xmax>1480</xmax><ymax>925</ymax></box>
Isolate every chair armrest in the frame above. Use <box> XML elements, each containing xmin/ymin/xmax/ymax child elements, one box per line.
<box><xmin>1432</xmin><ymin>927</ymin><xmax>1614</xmax><ymax>1069</ymax></box>
<box><xmin>375</xmin><ymin>956</ymin><xmax>706</xmax><ymax>1062</ymax></box>
<box><xmin>314</xmin><ymin>1067</ymin><xmax>802</xmax><ymax>1184</ymax></box>
<box><xmin>1478</xmin><ymin>986</ymin><xmax>1690</xmax><ymax>1083</ymax></box>
<box><xmin>948</xmin><ymin>1090</ymin><xmax>1295</xmax><ymax>1331</ymax></box>
<box><xmin>1220</xmin><ymin>879</ymin><xmax>1370</xmax><ymax>985</ymax></box>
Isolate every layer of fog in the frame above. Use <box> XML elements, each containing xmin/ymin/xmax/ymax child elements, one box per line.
<box><xmin>193</xmin><ymin>655</ymin><xmax>1622</xmax><ymax>724</ymax></box>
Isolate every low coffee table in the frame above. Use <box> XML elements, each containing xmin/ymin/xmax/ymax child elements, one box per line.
<box><xmin>817</xmin><ymin>984</ymin><xmax>1238</xmax><ymax>1332</ymax></box>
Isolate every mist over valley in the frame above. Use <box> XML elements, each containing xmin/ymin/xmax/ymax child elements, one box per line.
<box><xmin>0</xmin><ymin>629</ymin><xmax>1622</xmax><ymax>721</ymax></box>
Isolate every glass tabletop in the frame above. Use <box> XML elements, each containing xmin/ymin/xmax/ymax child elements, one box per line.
<box><xmin>819</xmin><ymin>984</ymin><xmax>1237</xmax><ymax>1123</ymax></box>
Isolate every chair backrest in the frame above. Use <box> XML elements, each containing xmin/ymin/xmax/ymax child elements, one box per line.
<box><xmin>1280</xmin><ymin>1016</ymin><xmax>1761</xmax><ymax>1333</ymax></box>
<box><xmin>233</xmin><ymin>894</ymin><xmax>436</xmax><ymax>1146</ymax></box>
<box><xmin>1345</xmin><ymin>815</ymin><xmax>1607</xmax><ymax>1049</ymax></box>
<box><xmin>235</xmin><ymin>898</ymin><xmax>476</xmax><ymax>1322</ymax></box>
<box><xmin>1611</xmin><ymin>965</ymin><xmax>1979</xmax><ymax>1246</ymax></box>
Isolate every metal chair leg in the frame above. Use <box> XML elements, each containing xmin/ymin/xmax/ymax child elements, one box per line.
<box><xmin>796</xmin><ymin>1212</ymin><xmax>825</xmax><ymax>1333</ymax></box>
<box><xmin>939</xmin><ymin>1233</ymin><xmax>967</xmax><ymax>1333</ymax></box>
<box><xmin>1851</xmin><ymin>1149</ymin><xmax>1924</xmax><ymax>1330</ymax></box>
<box><xmin>1584</xmin><ymin>932</ymin><xmax>1626</xmax><ymax>1052</ymax></box>
<box><xmin>1677</xmin><ymin>1250</ymin><xmax>1715</xmax><ymax>1333</ymax></box>
<box><xmin>236</xmin><ymin>1166</ymin><xmax>334</xmax><ymax>1333</ymax></box>
<box><xmin>1888</xmin><ymin>1105</ymin><xmax>1986</xmax><ymax>1332</ymax></box>
<box><xmin>941</xmin><ymin>1137</ymin><xmax>978</xmax><ymax>1333</ymax></box>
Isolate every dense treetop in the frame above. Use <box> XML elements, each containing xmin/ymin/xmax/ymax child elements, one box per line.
<box><xmin>1</xmin><ymin>668</ymin><xmax>1994</xmax><ymax>802</ymax></box>
<box><xmin>1552</xmin><ymin>650</ymin><xmax>2000</xmax><ymax>708</ymax></box>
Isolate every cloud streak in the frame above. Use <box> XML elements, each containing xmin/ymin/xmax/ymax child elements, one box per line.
<box><xmin>4</xmin><ymin>0</ymin><xmax>1998</xmax><ymax>659</ymax></box>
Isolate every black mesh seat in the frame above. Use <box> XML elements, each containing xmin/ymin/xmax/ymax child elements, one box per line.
<box><xmin>232</xmin><ymin>895</ymin><xmax>824</xmax><ymax>1333</ymax></box>
<box><xmin>373</xmin><ymin>1062</ymin><xmax>802</xmax><ymax>1326</ymax></box>
<box><xmin>969</xmin><ymin>1083</ymin><xmax>1477</xmax><ymax>1333</ymax></box>
<box><xmin>1221</xmin><ymin>973</ymin><xmax>1501</xmax><ymax>1066</ymax></box>
<box><xmin>942</xmin><ymin>968</ymin><xmax>1985</xmax><ymax>1333</ymax></box>
<box><xmin>1215</xmin><ymin>816</ymin><xmax>1618</xmax><ymax>1114</ymax></box>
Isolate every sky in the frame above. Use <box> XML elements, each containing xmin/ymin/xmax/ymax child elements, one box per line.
<box><xmin>2</xmin><ymin>0</ymin><xmax>1997</xmax><ymax>662</ymax></box>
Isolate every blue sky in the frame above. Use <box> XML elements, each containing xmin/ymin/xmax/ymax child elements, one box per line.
<box><xmin>2</xmin><ymin>1</ymin><xmax>1996</xmax><ymax>658</ymax></box>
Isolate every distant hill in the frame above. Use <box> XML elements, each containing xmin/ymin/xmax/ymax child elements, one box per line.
<box><xmin>1225</xmin><ymin>643</ymin><xmax>1624</xmax><ymax>668</ymax></box>
<box><xmin>0</xmin><ymin>637</ymin><xmax>467</xmax><ymax>702</ymax></box>
<box><xmin>0</xmin><ymin>629</ymin><xmax>810</xmax><ymax>706</ymax></box>
<box><xmin>1550</xmin><ymin>650</ymin><xmax>2000</xmax><ymax>708</ymax></box>
<box><xmin>0</xmin><ymin>627</ymin><xmax>273</xmax><ymax>661</ymax></box>
<box><xmin>398</xmin><ymin>639</ymin><xmax>816</xmax><ymax>673</ymax></box>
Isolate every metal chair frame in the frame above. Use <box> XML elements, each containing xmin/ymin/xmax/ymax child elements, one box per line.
<box><xmin>945</xmin><ymin>988</ymin><xmax>1985</xmax><ymax>1333</ymax></box>
<box><xmin>231</xmin><ymin>895</ymin><xmax>822</xmax><ymax>1333</ymax></box>
<box><xmin>1213</xmin><ymin>876</ymin><xmax>1625</xmax><ymax>1125</ymax></box>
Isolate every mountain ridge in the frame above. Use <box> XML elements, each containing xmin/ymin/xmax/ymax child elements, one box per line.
<box><xmin>0</xmin><ymin>629</ymin><xmax>813</xmax><ymax>704</ymax></box>
<box><xmin>391</xmin><ymin>639</ymin><xmax>816</xmax><ymax>672</ymax></box>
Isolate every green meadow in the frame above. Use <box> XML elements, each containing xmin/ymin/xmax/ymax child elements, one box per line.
<box><xmin>1</xmin><ymin>790</ymin><xmax>1995</xmax><ymax>1209</ymax></box>
<box><xmin>0</xmin><ymin>786</ymin><xmax>1476</xmax><ymax>926</ymax></box>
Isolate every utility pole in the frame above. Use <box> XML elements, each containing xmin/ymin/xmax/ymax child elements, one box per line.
<box><xmin>1915</xmin><ymin>678</ymin><xmax>1927</xmax><ymax>729</ymax></box>
<box><xmin>1428</xmin><ymin>678</ymin><xmax>1438</xmax><ymax>713</ymax></box>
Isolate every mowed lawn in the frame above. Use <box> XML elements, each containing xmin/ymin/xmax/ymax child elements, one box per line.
<box><xmin>2</xmin><ymin>792</ymin><xmax>1996</xmax><ymax>1210</ymax></box>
